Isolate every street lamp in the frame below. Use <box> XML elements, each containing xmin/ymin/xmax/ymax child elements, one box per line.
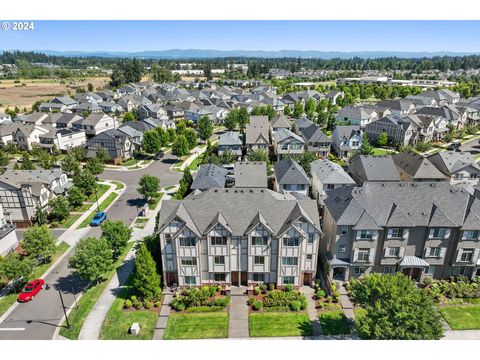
<box><xmin>45</xmin><ymin>283</ymin><xmax>71</xmax><ymax>330</ymax></box>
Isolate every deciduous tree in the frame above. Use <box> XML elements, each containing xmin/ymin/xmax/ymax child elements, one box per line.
<box><xmin>101</xmin><ymin>220</ymin><xmax>132</xmax><ymax>260</ymax></box>
<box><xmin>23</xmin><ymin>225</ymin><xmax>56</xmax><ymax>263</ymax></box>
<box><xmin>69</xmin><ymin>237</ymin><xmax>114</xmax><ymax>284</ymax></box>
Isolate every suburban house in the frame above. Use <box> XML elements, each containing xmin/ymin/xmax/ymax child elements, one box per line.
<box><xmin>0</xmin><ymin>169</ymin><xmax>70</xmax><ymax>226</ymax></box>
<box><xmin>138</xmin><ymin>104</ymin><xmax>168</xmax><ymax>120</ymax></box>
<box><xmin>336</xmin><ymin>105</ymin><xmax>379</xmax><ymax>127</ymax></box>
<box><xmin>376</xmin><ymin>99</ymin><xmax>416</xmax><ymax>117</ymax></box>
<box><xmin>270</xmin><ymin>114</ymin><xmax>292</xmax><ymax>132</ymax></box>
<box><xmin>392</xmin><ymin>152</ymin><xmax>447</xmax><ymax>182</ymax></box>
<box><xmin>98</xmin><ymin>101</ymin><xmax>124</xmax><ymax>114</ymax></box>
<box><xmin>191</xmin><ymin>164</ymin><xmax>229</xmax><ymax>191</ymax></box>
<box><xmin>165</xmin><ymin>105</ymin><xmax>185</xmax><ymax>119</ymax></box>
<box><xmin>272</xmin><ymin>128</ymin><xmax>305</xmax><ymax>158</ymax></box>
<box><xmin>13</xmin><ymin>124</ymin><xmax>51</xmax><ymax>150</ymax></box>
<box><xmin>38</xmin><ymin>127</ymin><xmax>87</xmax><ymax>152</ymax></box>
<box><xmin>85</xmin><ymin>129</ymin><xmax>134</xmax><ymax>164</ymax></box>
<box><xmin>218</xmin><ymin>131</ymin><xmax>243</xmax><ymax>159</ymax></box>
<box><xmin>349</xmin><ymin>155</ymin><xmax>401</xmax><ymax>183</ymax></box>
<box><xmin>55</xmin><ymin>113</ymin><xmax>84</xmax><ymax>129</ymax></box>
<box><xmin>321</xmin><ymin>181</ymin><xmax>480</xmax><ymax>281</ymax></box>
<box><xmin>0</xmin><ymin>203</ymin><xmax>18</xmax><ymax>256</ymax></box>
<box><xmin>80</xmin><ymin>113</ymin><xmax>118</xmax><ymax>137</ymax></box>
<box><xmin>428</xmin><ymin>151</ymin><xmax>480</xmax><ymax>187</ymax></box>
<box><xmin>245</xmin><ymin>116</ymin><xmax>270</xmax><ymax>153</ymax></box>
<box><xmin>331</xmin><ymin>125</ymin><xmax>363</xmax><ymax>160</ymax></box>
<box><xmin>416</xmin><ymin>105</ymin><xmax>465</xmax><ymax>130</ymax></box>
<box><xmin>365</xmin><ymin>114</ymin><xmax>416</xmax><ymax>146</ymax></box>
<box><xmin>157</xmin><ymin>187</ymin><xmax>321</xmax><ymax>287</ymax></box>
<box><xmin>273</xmin><ymin>158</ymin><xmax>310</xmax><ymax>196</ymax></box>
<box><xmin>0</xmin><ymin>113</ymin><xmax>12</xmax><ymax>123</ymax></box>
<box><xmin>298</xmin><ymin>123</ymin><xmax>331</xmax><ymax>157</ymax></box>
<box><xmin>234</xmin><ymin>162</ymin><xmax>268</xmax><ymax>188</ymax></box>
<box><xmin>310</xmin><ymin>159</ymin><xmax>356</xmax><ymax>200</ymax></box>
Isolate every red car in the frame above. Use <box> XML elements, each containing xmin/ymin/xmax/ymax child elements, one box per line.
<box><xmin>17</xmin><ymin>279</ymin><xmax>45</xmax><ymax>303</ymax></box>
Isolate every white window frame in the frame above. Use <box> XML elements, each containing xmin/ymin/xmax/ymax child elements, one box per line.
<box><xmin>338</xmin><ymin>244</ymin><xmax>347</xmax><ymax>253</ymax></box>
<box><xmin>254</xmin><ymin>256</ymin><xmax>265</xmax><ymax>265</ymax></box>
<box><xmin>340</xmin><ymin>225</ymin><xmax>348</xmax><ymax>236</ymax></box>
<box><xmin>282</xmin><ymin>257</ymin><xmax>298</xmax><ymax>266</ymax></box>
<box><xmin>214</xmin><ymin>255</ymin><xmax>225</xmax><ymax>265</ymax></box>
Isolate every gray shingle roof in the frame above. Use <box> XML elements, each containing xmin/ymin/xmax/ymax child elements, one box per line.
<box><xmin>392</xmin><ymin>152</ymin><xmax>447</xmax><ymax>180</ymax></box>
<box><xmin>219</xmin><ymin>131</ymin><xmax>242</xmax><ymax>146</ymax></box>
<box><xmin>349</xmin><ymin>155</ymin><xmax>401</xmax><ymax>182</ymax></box>
<box><xmin>274</xmin><ymin>158</ymin><xmax>310</xmax><ymax>186</ymax></box>
<box><xmin>310</xmin><ymin>159</ymin><xmax>355</xmax><ymax>185</ymax></box>
<box><xmin>273</xmin><ymin>128</ymin><xmax>304</xmax><ymax>144</ymax></box>
<box><xmin>158</xmin><ymin>188</ymin><xmax>321</xmax><ymax>237</ymax></box>
<box><xmin>235</xmin><ymin>162</ymin><xmax>268</xmax><ymax>188</ymax></box>
<box><xmin>428</xmin><ymin>151</ymin><xmax>480</xmax><ymax>175</ymax></box>
<box><xmin>191</xmin><ymin>164</ymin><xmax>228</xmax><ymax>191</ymax></box>
<box><xmin>324</xmin><ymin>182</ymin><xmax>480</xmax><ymax>229</ymax></box>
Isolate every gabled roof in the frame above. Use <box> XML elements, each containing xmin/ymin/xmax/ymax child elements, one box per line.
<box><xmin>219</xmin><ymin>131</ymin><xmax>242</xmax><ymax>146</ymax></box>
<box><xmin>235</xmin><ymin>162</ymin><xmax>268</xmax><ymax>188</ymax></box>
<box><xmin>428</xmin><ymin>151</ymin><xmax>480</xmax><ymax>175</ymax></box>
<box><xmin>310</xmin><ymin>159</ymin><xmax>355</xmax><ymax>185</ymax></box>
<box><xmin>299</xmin><ymin>123</ymin><xmax>331</xmax><ymax>143</ymax></box>
<box><xmin>349</xmin><ymin>155</ymin><xmax>401</xmax><ymax>182</ymax></box>
<box><xmin>274</xmin><ymin>158</ymin><xmax>310</xmax><ymax>186</ymax></box>
<box><xmin>191</xmin><ymin>164</ymin><xmax>228</xmax><ymax>190</ymax></box>
<box><xmin>270</xmin><ymin>114</ymin><xmax>291</xmax><ymax>129</ymax></box>
<box><xmin>273</xmin><ymin>128</ymin><xmax>304</xmax><ymax>144</ymax></box>
<box><xmin>392</xmin><ymin>152</ymin><xmax>447</xmax><ymax>180</ymax></box>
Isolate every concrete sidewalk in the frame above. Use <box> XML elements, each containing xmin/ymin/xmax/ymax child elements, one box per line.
<box><xmin>443</xmin><ymin>330</ymin><xmax>480</xmax><ymax>340</ymax></box>
<box><xmin>228</xmin><ymin>287</ymin><xmax>249</xmax><ymax>338</ymax></box>
<box><xmin>301</xmin><ymin>286</ymin><xmax>322</xmax><ymax>336</ymax></box>
<box><xmin>76</xmin><ymin>192</ymin><xmax>169</xmax><ymax>340</ymax></box>
<box><xmin>153</xmin><ymin>294</ymin><xmax>173</xmax><ymax>340</ymax></box>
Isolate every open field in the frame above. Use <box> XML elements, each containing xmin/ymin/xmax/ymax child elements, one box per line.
<box><xmin>0</xmin><ymin>77</ymin><xmax>109</xmax><ymax>113</ymax></box>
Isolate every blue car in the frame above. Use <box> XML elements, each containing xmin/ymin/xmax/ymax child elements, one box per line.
<box><xmin>90</xmin><ymin>211</ymin><xmax>107</xmax><ymax>226</ymax></box>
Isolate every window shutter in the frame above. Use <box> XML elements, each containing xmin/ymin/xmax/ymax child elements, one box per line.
<box><xmin>462</xmin><ymin>231</ymin><xmax>467</xmax><ymax>240</ymax></box>
<box><xmin>369</xmin><ymin>248</ymin><xmax>376</xmax><ymax>263</ymax></box>
<box><xmin>399</xmin><ymin>247</ymin><xmax>405</xmax><ymax>258</ymax></box>
<box><xmin>439</xmin><ymin>248</ymin><xmax>446</xmax><ymax>259</ymax></box>
<box><xmin>444</xmin><ymin>229</ymin><xmax>451</xmax><ymax>239</ymax></box>
<box><xmin>474</xmin><ymin>249</ymin><xmax>480</xmax><ymax>263</ymax></box>
<box><xmin>424</xmin><ymin>247</ymin><xmax>430</xmax><ymax>258</ymax></box>
<box><xmin>355</xmin><ymin>231</ymin><xmax>361</xmax><ymax>240</ymax></box>
<box><xmin>353</xmin><ymin>248</ymin><xmax>359</xmax><ymax>261</ymax></box>
<box><xmin>384</xmin><ymin>247</ymin><xmax>390</xmax><ymax>258</ymax></box>
<box><xmin>387</xmin><ymin>229</ymin><xmax>393</xmax><ymax>238</ymax></box>
<box><xmin>373</xmin><ymin>232</ymin><xmax>379</xmax><ymax>241</ymax></box>
<box><xmin>428</xmin><ymin>229</ymin><xmax>434</xmax><ymax>239</ymax></box>
<box><xmin>403</xmin><ymin>229</ymin><xmax>409</xmax><ymax>240</ymax></box>
<box><xmin>455</xmin><ymin>250</ymin><xmax>462</xmax><ymax>263</ymax></box>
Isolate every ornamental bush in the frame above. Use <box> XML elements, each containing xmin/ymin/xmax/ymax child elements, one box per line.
<box><xmin>123</xmin><ymin>299</ymin><xmax>132</xmax><ymax>309</ymax></box>
<box><xmin>248</xmin><ymin>297</ymin><xmax>256</xmax><ymax>305</ymax></box>
<box><xmin>290</xmin><ymin>301</ymin><xmax>301</xmax><ymax>311</ymax></box>
<box><xmin>253</xmin><ymin>300</ymin><xmax>263</xmax><ymax>310</ymax></box>
<box><xmin>262</xmin><ymin>289</ymin><xmax>307</xmax><ymax>308</ymax></box>
<box><xmin>316</xmin><ymin>289</ymin><xmax>326</xmax><ymax>299</ymax></box>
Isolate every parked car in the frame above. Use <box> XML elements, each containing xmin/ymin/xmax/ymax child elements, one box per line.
<box><xmin>447</xmin><ymin>140</ymin><xmax>461</xmax><ymax>151</ymax></box>
<box><xmin>17</xmin><ymin>279</ymin><xmax>45</xmax><ymax>303</ymax></box>
<box><xmin>155</xmin><ymin>151</ymin><xmax>165</xmax><ymax>160</ymax></box>
<box><xmin>90</xmin><ymin>211</ymin><xmax>107</xmax><ymax>226</ymax></box>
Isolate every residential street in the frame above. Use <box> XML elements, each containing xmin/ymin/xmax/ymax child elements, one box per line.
<box><xmin>0</xmin><ymin>152</ymin><xmax>182</xmax><ymax>340</ymax></box>
<box><xmin>459</xmin><ymin>135</ymin><xmax>480</xmax><ymax>156</ymax></box>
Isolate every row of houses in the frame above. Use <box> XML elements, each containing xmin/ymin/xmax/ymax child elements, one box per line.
<box><xmin>336</xmin><ymin>89</ymin><xmax>480</xmax><ymax>146</ymax></box>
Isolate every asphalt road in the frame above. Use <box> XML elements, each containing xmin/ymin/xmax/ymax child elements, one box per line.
<box><xmin>0</xmin><ymin>153</ymin><xmax>182</xmax><ymax>340</ymax></box>
<box><xmin>458</xmin><ymin>136</ymin><xmax>480</xmax><ymax>157</ymax></box>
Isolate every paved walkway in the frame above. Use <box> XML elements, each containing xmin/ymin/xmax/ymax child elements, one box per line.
<box><xmin>338</xmin><ymin>283</ymin><xmax>355</xmax><ymax>323</ymax></box>
<box><xmin>153</xmin><ymin>294</ymin><xmax>173</xmax><ymax>340</ymax></box>
<box><xmin>301</xmin><ymin>286</ymin><xmax>322</xmax><ymax>336</ymax></box>
<box><xmin>76</xmin><ymin>192</ymin><xmax>169</xmax><ymax>340</ymax></box>
<box><xmin>443</xmin><ymin>329</ymin><xmax>480</xmax><ymax>340</ymax></box>
<box><xmin>228</xmin><ymin>287</ymin><xmax>249</xmax><ymax>338</ymax></box>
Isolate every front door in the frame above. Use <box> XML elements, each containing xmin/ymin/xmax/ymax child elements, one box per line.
<box><xmin>303</xmin><ymin>272</ymin><xmax>312</xmax><ymax>286</ymax></box>
<box><xmin>241</xmin><ymin>272</ymin><xmax>248</xmax><ymax>286</ymax></box>
<box><xmin>231</xmin><ymin>271</ymin><xmax>239</xmax><ymax>286</ymax></box>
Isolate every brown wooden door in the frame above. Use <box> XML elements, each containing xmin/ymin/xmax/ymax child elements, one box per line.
<box><xmin>303</xmin><ymin>273</ymin><xmax>312</xmax><ymax>286</ymax></box>
<box><xmin>241</xmin><ymin>272</ymin><xmax>248</xmax><ymax>286</ymax></box>
<box><xmin>231</xmin><ymin>271</ymin><xmax>239</xmax><ymax>286</ymax></box>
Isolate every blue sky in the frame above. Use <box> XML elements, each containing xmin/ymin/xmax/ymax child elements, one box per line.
<box><xmin>1</xmin><ymin>20</ymin><xmax>480</xmax><ymax>52</ymax></box>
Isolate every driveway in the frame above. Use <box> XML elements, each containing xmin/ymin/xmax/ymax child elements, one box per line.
<box><xmin>0</xmin><ymin>153</ymin><xmax>182</xmax><ymax>340</ymax></box>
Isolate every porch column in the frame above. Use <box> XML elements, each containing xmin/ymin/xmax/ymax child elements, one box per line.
<box><xmin>344</xmin><ymin>267</ymin><xmax>350</xmax><ymax>281</ymax></box>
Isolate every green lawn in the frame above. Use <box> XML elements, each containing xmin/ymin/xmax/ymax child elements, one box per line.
<box><xmin>121</xmin><ymin>158</ymin><xmax>138</xmax><ymax>167</ymax></box>
<box><xmin>53</xmin><ymin>213</ymin><xmax>82</xmax><ymax>229</ymax></box>
<box><xmin>319</xmin><ymin>310</ymin><xmax>351</xmax><ymax>335</ymax></box>
<box><xmin>85</xmin><ymin>184</ymin><xmax>110</xmax><ymax>203</ymax></box>
<box><xmin>249</xmin><ymin>312</ymin><xmax>313</xmax><ymax>337</ymax></box>
<box><xmin>439</xmin><ymin>305</ymin><xmax>480</xmax><ymax>330</ymax></box>
<box><xmin>372</xmin><ymin>147</ymin><xmax>395</xmax><ymax>156</ymax></box>
<box><xmin>0</xmin><ymin>242</ymin><xmax>70</xmax><ymax>317</ymax></box>
<box><xmin>148</xmin><ymin>192</ymin><xmax>164</xmax><ymax>210</ymax></box>
<box><xmin>77</xmin><ymin>202</ymin><xmax>93</xmax><ymax>212</ymax></box>
<box><xmin>133</xmin><ymin>217</ymin><xmax>148</xmax><ymax>229</ymax></box>
<box><xmin>163</xmin><ymin>185</ymin><xmax>175</xmax><ymax>191</ymax></box>
<box><xmin>99</xmin><ymin>280</ymin><xmax>157</xmax><ymax>340</ymax></box>
<box><xmin>60</xmin><ymin>242</ymin><xmax>134</xmax><ymax>339</ymax></box>
<box><xmin>110</xmin><ymin>180</ymin><xmax>125</xmax><ymax>190</ymax></box>
<box><xmin>164</xmin><ymin>313</ymin><xmax>229</xmax><ymax>340</ymax></box>
<box><xmin>78</xmin><ymin>192</ymin><xmax>119</xmax><ymax>228</ymax></box>
<box><xmin>187</xmin><ymin>157</ymin><xmax>201</xmax><ymax>171</ymax></box>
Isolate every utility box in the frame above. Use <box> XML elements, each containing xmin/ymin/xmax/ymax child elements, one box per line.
<box><xmin>130</xmin><ymin>322</ymin><xmax>140</xmax><ymax>336</ymax></box>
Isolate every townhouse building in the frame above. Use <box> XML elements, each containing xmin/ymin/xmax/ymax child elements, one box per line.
<box><xmin>245</xmin><ymin>116</ymin><xmax>270</xmax><ymax>153</ymax></box>
<box><xmin>321</xmin><ymin>182</ymin><xmax>480</xmax><ymax>282</ymax></box>
<box><xmin>0</xmin><ymin>203</ymin><xmax>18</xmax><ymax>256</ymax></box>
<box><xmin>158</xmin><ymin>188</ymin><xmax>321</xmax><ymax>287</ymax></box>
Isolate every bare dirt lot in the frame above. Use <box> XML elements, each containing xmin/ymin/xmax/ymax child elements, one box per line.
<box><xmin>0</xmin><ymin>77</ymin><xmax>109</xmax><ymax>113</ymax></box>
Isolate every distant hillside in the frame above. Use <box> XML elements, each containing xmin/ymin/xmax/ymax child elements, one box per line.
<box><xmin>12</xmin><ymin>49</ymin><xmax>479</xmax><ymax>59</ymax></box>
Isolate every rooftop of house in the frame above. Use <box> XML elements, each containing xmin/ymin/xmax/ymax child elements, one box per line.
<box><xmin>349</xmin><ymin>155</ymin><xmax>401</xmax><ymax>182</ymax></box>
<box><xmin>392</xmin><ymin>152</ymin><xmax>447</xmax><ymax>180</ymax></box>
<box><xmin>428</xmin><ymin>151</ymin><xmax>480</xmax><ymax>174</ymax></box>
<box><xmin>191</xmin><ymin>164</ymin><xmax>228</xmax><ymax>191</ymax></box>
<box><xmin>274</xmin><ymin>158</ymin><xmax>310</xmax><ymax>185</ymax></box>
<box><xmin>323</xmin><ymin>181</ymin><xmax>480</xmax><ymax>230</ymax></box>
<box><xmin>219</xmin><ymin>131</ymin><xmax>242</xmax><ymax>146</ymax></box>
<box><xmin>158</xmin><ymin>187</ymin><xmax>321</xmax><ymax>237</ymax></box>
<box><xmin>234</xmin><ymin>161</ymin><xmax>268</xmax><ymax>188</ymax></box>
<box><xmin>310</xmin><ymin>159</ymin><xmax>356</xmax><ymax>185</ymax></box>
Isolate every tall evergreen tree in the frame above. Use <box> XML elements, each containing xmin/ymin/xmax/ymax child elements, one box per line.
<box><xmin>132</xmin><ymin>244</ymin><xmax>161</xmax><ymax>300</ymax></box>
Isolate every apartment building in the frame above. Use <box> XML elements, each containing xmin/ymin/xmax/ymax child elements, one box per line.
<box><xmin>158</xmin><ymin>188</ymin><xmax>321</xmax><ymax>287</ymax></box>
<box><xmin>321</xmin><ymin>182</ymin><xmax>480</xmax><ymax>282</ymax></box>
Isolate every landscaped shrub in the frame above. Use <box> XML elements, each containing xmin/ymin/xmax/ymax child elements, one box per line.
<box><xmin>123</xmin><ymin>299</ymin><xmax>132</xmax><ymax>309</ymax></box>
<box><xmin>171</xmin><ymin>286</ymin><xmax>229</xmax><ymax>310</ymax></box>
<box><xmin>133</xmin><ymin>299</ymin><xmax>143</xmax><ymax>309</ymax></box>
<box><xmin>248</xmin><ymin>297</ymin><xmax>256</xmax><ymax>305</ymax></box>
<box><xmin>301</xmin><ymin>298</ymin><xmax>308</xmax><ymax>310</ymax></box>
<box><xmin>262</xmin><ymin>289</ymin><xmax>307</xmax><ymax>308</ymax></box>
<box><xmin>326</xmin><ymin>296</ymin><xmax>333</xmax><ymax>303</ymax></box>
<box><xmin>260</xmin><ymin>283</ymin><xmax>268</xmax><ymax>294</ymax></box>
<box><xmin>426</xmin><ymin>277</ymin><xmax>480</xmax><ymax>301</ymax></box>
<box><xmin>268</xmin><ymin>283</ymin><xmax>275</xmax><ymax>291</ymax></box>
<box><xmin>155</xmin><ymin>301</ymin><xmax>162</xmax><ymax>308</ymax></box>
<box><xmin>290</xmin><ymin>300</ymin><xmax>301</xmax><ymax>311</ymax></box>
<box><xmin>284</xmin><ymin>284</ymin><xmax>293</xmax><ymax>292</ymax></box>
<box><xmin>254</xmin><ymin>286</ymin><xmax>261</xmax><ymax>295</ymax></box>
<box><xmin>214</xmin><ymin>296</ymin><xmax>230</xmax><ymax>307</ymax></box>
<box><xmin>316</xmin><ymin>289</ymin><xmax>326</xmax><ymax>299</ymax></box>
<box><xmin>423</xmin><ymin>277</ymin><xmax>434</xmax><ymax>287</ymax></box>
<box><xmin>253</xmin><ymin>300</ymin><xmax>263</xmax><ymax>310</ymax></box>
<box><xmin>144</xmin><ymin>300</ymin><xmax>154</xmax><ymax>309</ymax></box>
<box><xmin>263</xmin><ymin>306</ymin><xmax>290</xmax><ymax>312</ymax></box>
